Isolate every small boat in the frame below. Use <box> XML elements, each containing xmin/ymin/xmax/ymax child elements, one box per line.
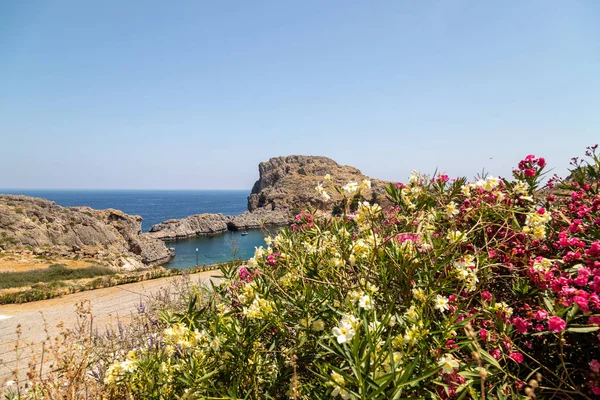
<box><xmin>241</xmin><ymin>231</ymin><xmax>248</xmax><ymax>236</ymax></box>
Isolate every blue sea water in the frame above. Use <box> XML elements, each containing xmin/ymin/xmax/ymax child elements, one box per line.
<box><xmin>0</xmin><ymin>189</ymin><xmax>271</xmax><ymax>269</ymax></box>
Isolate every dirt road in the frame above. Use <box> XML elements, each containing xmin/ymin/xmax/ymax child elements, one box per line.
<box><xmin>0</xmin><ymin>270</ymin><xmax>220</xmax><ymax>384</ymax></box>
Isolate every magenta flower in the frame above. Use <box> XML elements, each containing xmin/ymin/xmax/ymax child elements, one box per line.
<box><xmin>534</xmin><ymin>310</ymin><xmax>548</xmax><ymax>321</ymax></box>
<box><xmin>509</xmin><ymin>352</ymin><xmax>524</xmax><ymax>363</ymax></box>
<box><xmin>548</xmin><ymin>316</ymin><xmax>567</xmax><ymax>332</ymax></box>
<box><xmin>481</xmin><ymin>291</ymin><xmax>492</xmax><ymax>302</ymax></box>
<box><xmin>590</xmin><ymin>359</ymin><xmax>600</xmax><ymax>373</ymax></box>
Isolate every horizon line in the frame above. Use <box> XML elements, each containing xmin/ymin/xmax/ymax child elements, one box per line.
<box><xmin>0</xmin><ymin>188</ymin><xmax>252</xmax><ymax>192</ymax></box>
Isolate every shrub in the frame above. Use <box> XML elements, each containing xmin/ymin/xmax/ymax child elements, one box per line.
<box><xmin>91</xmin><ymin>147</ymin><xmax>600</xmax><ymax>399</ymax></box>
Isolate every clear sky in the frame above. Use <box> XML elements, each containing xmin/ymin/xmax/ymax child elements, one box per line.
<box><xmin>1</xmin><ymin>1</ymin><xmax>599</xmax><ymax>190</ymax></box>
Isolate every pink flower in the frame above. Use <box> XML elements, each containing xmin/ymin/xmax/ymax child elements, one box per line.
<box><xmin>513</xmin><ymin>317</ymin><xmax>531</xmax><ymax>333</ymax></box>
<box><xmin>238</xmin><ymin>266</ymin><xmax>252</xmax><ymax>282</ymax></box>
<box><xmin>537</xmin><ymin>157</ymin><xmax>546</xmax><ymax>168</ymax></box>
<box><xmin>479</xmin><ymin>329</ymin><xmax>488</xmax><ymax>342</ymax></box>
<box><xmin>592</xmin><ymin>386</ymin><xmax>600</xmax><ymax>395</ymax></box>
<box><xmin>548</xmin><ymin>316</ymin><xmax>567</xmax><ymax>332</ymax></box>
<box><xmin>590</xmin><ymin>359</ymin><xmax>600</xmax><ymax>373</ymax></box>
<box><xmin>490</xmin><ymin>348</ymin><xmax>501</xmax><ymax>360</ymax></box>
<box><xmin>509</xmin><ymin>352</ymin><xmax>524</xmax><ymax>363</ymax></box>
<box><xmin>534</xmin><ymin>310</ymin><xmax>548</xmax><ymax>321</ymax></box>
<box><xmin>525</xmin><ymin>168</ymin><xmax>537</xmax><ymax>178</ymax></box>
<box><xmin>481</xmin><ymin>291</ymin><xmax>492</xmax><ymax>302</ymax></box>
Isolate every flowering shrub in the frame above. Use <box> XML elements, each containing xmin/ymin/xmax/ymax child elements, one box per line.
<box><xmin>9</xmin><ymin>147</ymin><xmax>600</xmax><ymax>399</ymax></box>
<box><xmin>92</xmin><ymin>146</ymin><xmax>600</xmax><ymax>399</ymax></box>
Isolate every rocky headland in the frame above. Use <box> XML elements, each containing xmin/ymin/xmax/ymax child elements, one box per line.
<box><xmin>247</xmin><ymin>155</ymin><xmax>389</xmax><ymax>212</ymax></box>
<box><xmin>0</xmin><ymin>195</ymin><xmax>173</xmax><ymax>270</ymax></box>
<box><xmin>147</xmin><ymin>155</ymin><xmax>389</xmax><ymax>240</ymax></box>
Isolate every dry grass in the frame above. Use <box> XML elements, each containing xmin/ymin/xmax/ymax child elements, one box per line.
<box><xmin>0</xmin><ymin>253</ymin><xmax>99</xmax><ymax>273</ymax></box>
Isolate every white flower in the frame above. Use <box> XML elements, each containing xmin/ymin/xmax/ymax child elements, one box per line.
<box><xmin>405</xmin><ymin>305</ymin><xmax>418</xmax><ymax>319</ymax></box>
<box><xmin>483</xmin><ymin>176</ymin><xmax>501</xmax><ymax>192</ymax></box>
<box><xmin>445</xmin><ymin>201</ymin><xmax>460</xmax><ymax>218</ymax></box>
<box><xmin>341</xmin><ymin>314</ymin><xmax>360</xmax><ymax>327</ymax></box>
<box><xmin>332</xmin><ymin>321</ymin><xmax>355</xmax><ymax>344</ymax></box>
<box><xmin>438</xmin><ymin>354</ymin><xmax>459</xmax><ymax>374</ymax></box>
<box><xmin>343</xmin><ymin>181</ymin><xmax>359</xmax><ymax>194</ymax></box>
<box><xmin>316</xmin><ymin>183</ymin><xmax>331</xmax><ymax>201</ymax></box>
<box><xmin>358</xmin><ymin>294</ymin><xmax>374</xmax><ymax>310</ymax></box>
<box><xmin>446</xmin><ymin>230</ymin><xmax>467</xmax><ymax>243</ymax></box>
<box><xmin>433</xmin><ymin>295</ymin><xmax>449</xmax><ymax>312</ymax></box>
<box><xmin>5</xmin><ymin>380</ymin><xmax>15</xmax><ymax>388</ymax></box>
<box><xmin>330</xmin><ymin>371</ymin><xmax>351</xmax><ymax>399</ymax></box>
<box><xmin>409</xmin><ymin>170</ymin><xmax>421</xmax><ymax>185</ymax></box>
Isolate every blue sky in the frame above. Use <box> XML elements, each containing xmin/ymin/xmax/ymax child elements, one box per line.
<box><xmin>1</xmin><ymin>1</ymin><xmax>599</xmax><ymax>189</ymax></box>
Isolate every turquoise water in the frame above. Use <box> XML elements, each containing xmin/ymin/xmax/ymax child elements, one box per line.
<box><xmin>0</xmin><ymin>189</ymin><xmax>277</xmax><ymax>269</ymax></box>
<box><xmin>164</xmin><ymin>229</ymin><xmax>276</xmax><ymax>269</ymax></box>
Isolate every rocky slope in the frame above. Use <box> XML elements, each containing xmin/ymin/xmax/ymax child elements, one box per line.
<box><xmin>247</xmin><ymin>155</ymin><xmax>389</xmax><ymax>213</ymax></box>
<box><xmin>0</xmin><ymin>195</ymin><xmax>173</xmax><ymax>269</ymax></box>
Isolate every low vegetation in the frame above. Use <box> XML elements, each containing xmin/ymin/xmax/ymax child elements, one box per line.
<box><xmin>0</xmin><ymin>264</ymin><xmax>115</xmax><ymax>290</ymax></box>
<box><xmin>4</xmin><ymin>146</ymin><xmax>600</xmax><ymax>399</ymax></box>
<box><xmin>0</xmin><ymin>264</ymin><xmax>221</xmax><ymax>305</ymax></box>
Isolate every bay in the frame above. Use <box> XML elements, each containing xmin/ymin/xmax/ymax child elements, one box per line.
<box><xmin>0</xmin><ymin>189</ymin><xmax>269</xmax><ymax>269</ymax></box>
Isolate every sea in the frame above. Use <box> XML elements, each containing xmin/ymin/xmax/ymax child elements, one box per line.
<box><xmin>0</xmin><ymin>189</ymin><xmax>273</xmax><ymax>269</ymax></box>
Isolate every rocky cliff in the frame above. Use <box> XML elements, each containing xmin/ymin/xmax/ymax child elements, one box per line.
<box><xmin>247</xmin><ymin>155</ymin><xmax>389</xmax><ymax>213</ymax></box>
<box><xmin>0</xmin><ymin>195</ymin><xmax>173</xmax><ymax>269</ymax></box>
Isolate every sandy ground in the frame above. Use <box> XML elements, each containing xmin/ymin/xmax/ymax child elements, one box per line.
<box><xmin>0</xmin><ymin>255</ymin><xmax>100</xmax><ymax>273</ymax></box>
<box><xmin>0</xmin><ymin>270</ymin><xmax>220</xmax><ymax>385</ymax></box>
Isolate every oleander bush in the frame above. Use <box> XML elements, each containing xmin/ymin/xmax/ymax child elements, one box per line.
<box><xmin>6</xmin><ymin>146</ymin><xmax>600</xmax><ymax>399</ymax></box>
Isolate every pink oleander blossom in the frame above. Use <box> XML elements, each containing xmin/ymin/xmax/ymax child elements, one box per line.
<box><xmin>548</xmin><ymin>316</ymin><xmax>567</xmax><ymax>332</ymax></box>
<box><xmin>509</xmin><ymin>352</ymin><xmax>524</xmax><ymax>363</ymax></box>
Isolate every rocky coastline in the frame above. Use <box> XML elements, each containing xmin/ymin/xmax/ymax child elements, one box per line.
<box><xmin>146</xmin><ymin>209</ymin><xmax>290</xmax><ymax>241</ymax></box>
<box><xmin>0</xmin><ymin>155</ymin><xmax>387</xmax><ymax>270</ymax></box>
<box><xmin>0</xmin><ymin>195</ymin><xmax>173</xmax><ymax>269</ymax></box>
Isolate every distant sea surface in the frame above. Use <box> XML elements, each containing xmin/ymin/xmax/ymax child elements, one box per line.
<box><xmin>0</xmin><ymin>190</ymin><xmax>270</xmax><ymax>269</ymax></box>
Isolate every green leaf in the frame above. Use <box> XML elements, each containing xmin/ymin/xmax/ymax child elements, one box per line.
<box><xmin>567</xmin><ymin>326</ymin><xmax>600</xmax><ymax>333</ymax></box>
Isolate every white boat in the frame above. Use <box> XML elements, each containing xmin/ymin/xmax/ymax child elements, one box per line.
<box><xmin>241</xmin><ymin>231</ymin><xmax>248</xmax><ymax>236</ymax></box>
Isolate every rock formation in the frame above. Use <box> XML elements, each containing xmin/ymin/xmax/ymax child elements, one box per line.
<box><xmin>0</xmin><ymin>195</ymin><xmax>173</xmax><ymax>269</ymax></box>
<box><xmin>148</xmin><ymin>155</ymin><xmax>390</xmax><ymax>241</ymax></box>
<box><xmin>247</xmin><ymin>155</ymin><xmax>389</xmax><ymax>213</ymax></box>
<box><xmin>147</xmin><ymin>209</ymin><xmax>289</xmax><ymax>241</ymax></box>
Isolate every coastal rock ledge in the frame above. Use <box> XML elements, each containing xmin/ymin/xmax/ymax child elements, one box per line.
<box><xmin>0</xmin><ymin>195</ymin><xmax>173</xmax><ymax>269</ymax></box>
<box><xmin>147</xmin><ymin>209</ymin><xmax>289</xmax><ymax>241</ymax></box>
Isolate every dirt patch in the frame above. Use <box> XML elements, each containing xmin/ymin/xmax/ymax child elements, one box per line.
<box><xmin>0</xmin><ymin>252</ymin><xmax>100</xmax><ymax>273</ymax></box>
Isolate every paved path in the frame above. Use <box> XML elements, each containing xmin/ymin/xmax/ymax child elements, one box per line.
<box><xmin>0</xmin><ymin>270</ymin><xmax>220</xmax><ymax>384</ymax></box>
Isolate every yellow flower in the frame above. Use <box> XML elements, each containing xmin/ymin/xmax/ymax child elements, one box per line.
<box><xmin>311</xmin><ymin>319</ymin><xmax>325</xmax><ymax>331</ymax></box>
